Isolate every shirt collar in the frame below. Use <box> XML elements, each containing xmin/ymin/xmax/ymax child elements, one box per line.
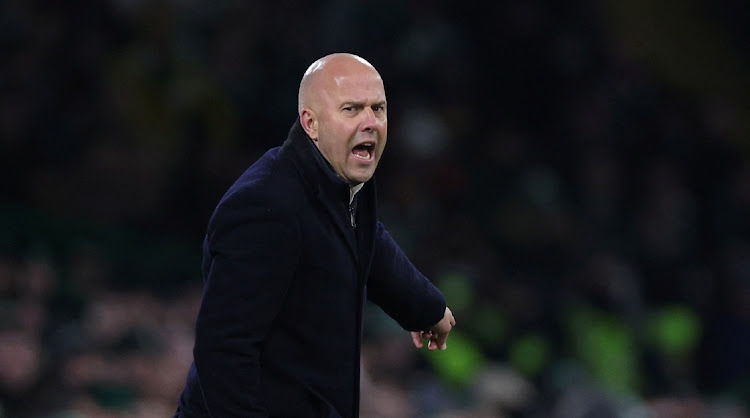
<box><xmin>349</xmin><ymin>183</ymin><xmax>364</xmax><ymax>204</ymax></box>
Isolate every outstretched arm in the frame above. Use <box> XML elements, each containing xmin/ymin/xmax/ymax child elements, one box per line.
<box><xmin>367</xmin><ymin>222</ymin><xmax>452</xmax><ymax>342</ymax></box>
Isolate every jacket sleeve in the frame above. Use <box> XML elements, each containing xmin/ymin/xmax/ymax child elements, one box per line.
<box><xmin>192</xmin><ymin>192</ymin><xmax>300</xmax><ymax>417</ymax></box>
<box><xmin>367</xmin><ymin>221</ymin><xmax>446</xmax><ymax>331</ymax></box>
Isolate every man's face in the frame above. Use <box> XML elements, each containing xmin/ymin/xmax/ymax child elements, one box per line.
<box><xmin>307</xmin><ymin>67</ymin><xmax>387</xmax><ymax>185</ymax></box>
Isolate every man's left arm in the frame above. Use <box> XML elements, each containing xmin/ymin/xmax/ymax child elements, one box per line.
<box><xmin>367</xmin><ymin>221</ymin><xmax>455</xmax><ymax>350</ymax></box>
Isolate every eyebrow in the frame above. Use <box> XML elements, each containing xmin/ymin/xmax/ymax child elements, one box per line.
<box><xmin>341</xmin><ymin>100</ymin><xmax>387</xmax><ymax>108</ymax></box>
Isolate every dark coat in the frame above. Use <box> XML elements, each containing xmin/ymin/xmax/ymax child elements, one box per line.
<box><xmin>174</xmin><ymin>119</ymin><xmax>446</xmax><ymax>417</ymax></box>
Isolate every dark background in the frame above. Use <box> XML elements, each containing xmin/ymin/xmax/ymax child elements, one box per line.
<box><xmin>1</xmin><ymin>0</ymin><xmax>750</xmax><ymax>417</ymax></box>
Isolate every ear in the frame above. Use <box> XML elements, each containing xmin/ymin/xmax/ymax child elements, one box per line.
<box><xmin>299</xmin><ymin>109</ymin><xmax>318</xmax><ymax>141</ymax></box>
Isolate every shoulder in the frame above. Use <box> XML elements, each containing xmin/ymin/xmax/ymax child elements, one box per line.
<box><xmin>211</xmin><ymin>147</ymin><xmax>305</xmax><ymax>225</ymax></box>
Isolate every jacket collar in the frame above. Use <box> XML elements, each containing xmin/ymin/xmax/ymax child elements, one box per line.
<box><xmin>281</xmin><ymin>118</ymin><xmax>377</xmax><ymax>272</ymax></box>
<box><xmin>280</xmin><ymin>118</ymin><xmax>377</xmax><ymax>264</ymax></box>
<box><xmin>281</xmin><ymin>118</ymin><xmax>353</xmax><ymax>205</ymax></box>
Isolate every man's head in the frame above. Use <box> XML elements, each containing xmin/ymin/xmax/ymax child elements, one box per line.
<box><xmin>298</xmin><ymin>53</ymin><xmax>387</xmax><ymax>185</ymax></box>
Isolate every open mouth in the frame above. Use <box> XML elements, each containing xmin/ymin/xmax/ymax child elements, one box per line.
<box><xmin>351</xmin><ymin>142</ymin><xmax>374</xmax><ymax>161</ymax></box>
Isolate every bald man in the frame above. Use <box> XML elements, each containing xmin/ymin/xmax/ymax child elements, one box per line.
<box><xmin>174</xmin><ymin>53</ymin><xmax>454</xmax><ymax>418</ymax></box>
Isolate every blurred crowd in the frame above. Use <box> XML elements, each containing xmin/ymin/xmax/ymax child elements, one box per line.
<box><xmin>2</xmin><ymin>0</ymin><xmax>750</xmax><ymax>417</ymax></box>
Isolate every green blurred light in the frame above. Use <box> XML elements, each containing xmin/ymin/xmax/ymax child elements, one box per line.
<box><xmin>509</xmin><ymin>333</ymin><xmax>550</xmax><ymax>377</ymax></box>
<box><xmin>564</xmin><ymin>305</ymin><xmax>641</xmax><ymax>394</ymax></box>
<box><xmin>424</xmin><ymin>330</ymin><xmax>486</xmax><ymax>387</ymax></box>
<box><xmin>647</xmin><ymin>304</ymin><xmax>702</xmax><ymax>355</ymax></box>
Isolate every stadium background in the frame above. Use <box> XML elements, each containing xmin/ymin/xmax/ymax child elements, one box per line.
<box><xmin>1</xmin><ymin>0</ymin><xmax>749</xmax><ymax>416</ymax></box>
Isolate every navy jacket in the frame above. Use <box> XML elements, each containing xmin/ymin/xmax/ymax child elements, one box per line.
<box><xmin>175</xmin><ymin>119</ymin><xmax>446</xmax><ymax>417</ymax></box>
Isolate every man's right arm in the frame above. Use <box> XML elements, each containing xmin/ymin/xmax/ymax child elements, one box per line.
<box><xmin>192</xmin><ymin>193</ymin><xmax>300</xmax><ymax>416</ymax></box>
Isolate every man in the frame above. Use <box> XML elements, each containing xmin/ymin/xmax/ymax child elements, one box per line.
<box><xmin>174</xmin><ymin>53</ymin><xmax>455</xmax><ymax>417</ymax></box>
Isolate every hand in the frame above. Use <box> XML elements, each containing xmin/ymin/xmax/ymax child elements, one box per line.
<box><xmin>411</xmin><ymin>307</ymin><xmax>455</xmax><ymax>351</ymax></box>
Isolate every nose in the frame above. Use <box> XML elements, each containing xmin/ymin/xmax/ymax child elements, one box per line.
<box><xmin>361</xmin><ymin>107</ymin><xmax>378</xmax><ymax>132</ymax></box>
